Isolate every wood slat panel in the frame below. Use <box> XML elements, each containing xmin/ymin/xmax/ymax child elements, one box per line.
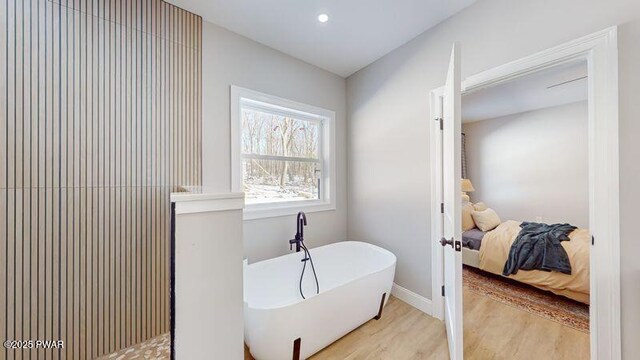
<box><xmin>0</xmin><ymin>0</ymin><xmax>202</xmax><ymax>358</ymax></box>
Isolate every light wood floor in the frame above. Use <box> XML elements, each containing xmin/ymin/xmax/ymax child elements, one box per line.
<box><xmin>245</xmin><ymin>288</ymin><xmax>590</xmax><ymax>360</ymax></box>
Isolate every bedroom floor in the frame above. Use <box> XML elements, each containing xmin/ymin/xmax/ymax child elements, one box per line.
<box><xmin>463</xmin><ymin>266</ymin><xmax>589</xmax><ymax>332</ymax></box>
<box><xmin>103</xmin><ymin>290</ymin><xmax>589</xmax><ymax>360</ymax></box>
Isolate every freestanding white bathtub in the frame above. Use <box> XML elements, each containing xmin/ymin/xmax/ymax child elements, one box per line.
<box><xmin>244</xmin><ymin>241</ymin><xmax>396</xmax><ymax>360</ymax></box>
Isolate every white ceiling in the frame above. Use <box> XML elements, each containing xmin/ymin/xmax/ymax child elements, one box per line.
<box><xmin>169</xmin><ymin>0</ymin><xmax>477</xmax><ymax>77</ymax></box>
<box><xmin>462</xmin><ymin>60</ymin><xmax>588</xmax><ymax>123</ymax></box>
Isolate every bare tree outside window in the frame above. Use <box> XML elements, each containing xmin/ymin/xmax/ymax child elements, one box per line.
<box><xmin>241</xmin><ymin>107</ymin><xmax>322</xmax><ymax>203</ymax></box>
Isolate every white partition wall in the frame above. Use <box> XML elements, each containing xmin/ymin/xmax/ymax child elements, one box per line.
<box><xmin>170</xmin><ymin>189</ymin><xmax>245</xmax><ymax>359</ymax></box>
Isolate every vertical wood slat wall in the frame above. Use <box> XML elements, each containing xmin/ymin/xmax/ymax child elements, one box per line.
<box><xmin>0</xmin><ymin>0</ymin><xmax>202</xmax><ymax>359</ymax></box>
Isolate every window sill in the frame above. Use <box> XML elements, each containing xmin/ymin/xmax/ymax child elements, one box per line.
<box><xmin>243</xmin><ymin>201</ymin><xmax>336</xmax><ymax>220</ymax></box>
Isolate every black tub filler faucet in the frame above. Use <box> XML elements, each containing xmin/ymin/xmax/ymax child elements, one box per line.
<box><xmin>289</xmin><ymin>211</ymin><xmax>307</xmax><ymax>252</ymax></box>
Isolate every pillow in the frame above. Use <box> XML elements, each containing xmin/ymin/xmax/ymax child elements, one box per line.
<box><xmin>473</xmin><ymin>202</ymin><xmax>488</xmax><ymax>211</ymax></box>
<box><xmin>462</xmin><ymin>202</ymin><xmax>476</xmax><ymax>231</ymax></box>
<box><xmin>472</xmin><ymin>208</ymin><xmax>501</xmax><ymax>232</ymax></box>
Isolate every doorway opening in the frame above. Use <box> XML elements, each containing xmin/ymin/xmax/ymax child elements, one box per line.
<box><xmin>429</xmin><ymin>27</ymin><xmax>620</xmax><ymax>360</ymax></box>
<box><xmin>460</xmin><ymin>59</ymin><xmax>590</xmax><ymax>358</ymax></box>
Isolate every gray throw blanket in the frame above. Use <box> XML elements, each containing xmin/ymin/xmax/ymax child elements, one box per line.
<box><xmin>502</xmin><ymin>222</ymin><xmax>576</xmax><ymax>276</ymax></box>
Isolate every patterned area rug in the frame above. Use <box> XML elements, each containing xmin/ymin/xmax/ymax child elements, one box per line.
<box><xmin>463</xmin><ymin>266</ymin><xmax>589</xmax><ymax>333</ymax></box>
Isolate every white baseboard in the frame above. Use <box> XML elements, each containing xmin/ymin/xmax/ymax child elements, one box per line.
<box><xmin>391</xmin><ymin>283</ymin><xmax>432</xmax><ymax>316</ymax></box>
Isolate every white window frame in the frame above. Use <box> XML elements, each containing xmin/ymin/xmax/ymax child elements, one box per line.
<box><xmin>231</xmin><ymin>85</ymin><xmax>336</xmax><ymax>220</ymax></box>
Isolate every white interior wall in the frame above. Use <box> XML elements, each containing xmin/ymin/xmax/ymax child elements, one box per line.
<box><xmin>463</xmin><ymin>101</ymin><xmax>589</xmax><ymax>228</ymax></box>
<box><xmin>201</xmin><ymin>21</ymin><xmax>347</xmax><ymax>262</ymax></box>
<box><xmin>346</xmin><ymin>0</ymin><xmax>640</xmax><ymax>357</ymax></box>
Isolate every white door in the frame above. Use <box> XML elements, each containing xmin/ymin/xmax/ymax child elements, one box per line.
<box><xmin>441</xmin><ymin>43</ymin><xmax>463</xmax><ymax>360</ymax></box>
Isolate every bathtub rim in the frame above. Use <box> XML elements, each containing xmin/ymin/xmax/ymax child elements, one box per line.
<box><xmin>243</xmin><ymin>241</ymin><xmax>396</xmax><ymax>310</ymax></box>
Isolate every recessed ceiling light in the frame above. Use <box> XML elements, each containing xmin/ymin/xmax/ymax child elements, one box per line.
<box><xmin>318</xmin><ymin>13</ymin><xmax>329</xmax><ymax>23</ymax></box>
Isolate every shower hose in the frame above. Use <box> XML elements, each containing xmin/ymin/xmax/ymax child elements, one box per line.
<box><xmin>299</xmin><ymin>241</ymin><xmax>320</xmax><ymax>299</ymax></box>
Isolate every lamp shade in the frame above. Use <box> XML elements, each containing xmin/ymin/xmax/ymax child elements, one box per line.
<box><xmin>461</xmin><ymin>178</ymin><xmax>475</xmax><ymax>192</ymax></box>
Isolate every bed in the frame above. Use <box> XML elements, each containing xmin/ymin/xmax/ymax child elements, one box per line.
<box><xmin>462</xmin><ymin>220</ymin><xmax>591</xmax><ymax>304</ymax></box>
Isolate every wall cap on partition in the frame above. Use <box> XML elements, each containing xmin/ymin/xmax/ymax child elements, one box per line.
<box><xmin>171</xmin><ymin>187</ymin><xmax>245</xmax><ymax>214</ymax></box>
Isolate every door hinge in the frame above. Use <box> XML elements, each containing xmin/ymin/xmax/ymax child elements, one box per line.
<box><xmin>440</xmin><ymin>203</ymin><xmax>444</xmax><ymax>213</ymax></box>
<box><xmin>455</xmin><ymin>240</ymin><xmax>462</xmax><ymax>252</ymax></box>
<box><xmin>441</xmin><ymin>285</ymin><xmax>445</xmax><ymax>297</ymax></box>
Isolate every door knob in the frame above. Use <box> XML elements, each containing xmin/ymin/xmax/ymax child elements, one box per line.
<box><xmin>440</xmin><ymin>237</ymin><xmax>454</xmax><ymax>248</ymax></box>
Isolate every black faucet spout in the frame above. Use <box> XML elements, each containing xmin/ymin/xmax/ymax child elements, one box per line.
<box><xmin>291</xmin><ymin>212</ymin><xmax>307</xmax><ymax>252</ymax></box>
<box><xmin>297</xmin><ymin>212</ymin><xmax>307</xmax><ymax>240</ymax></box>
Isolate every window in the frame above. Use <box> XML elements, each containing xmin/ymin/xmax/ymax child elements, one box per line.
<box><xmin>231</xmin><ymin>86</ymin><xmax>336</xmax><ymax>219</ymax></box>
